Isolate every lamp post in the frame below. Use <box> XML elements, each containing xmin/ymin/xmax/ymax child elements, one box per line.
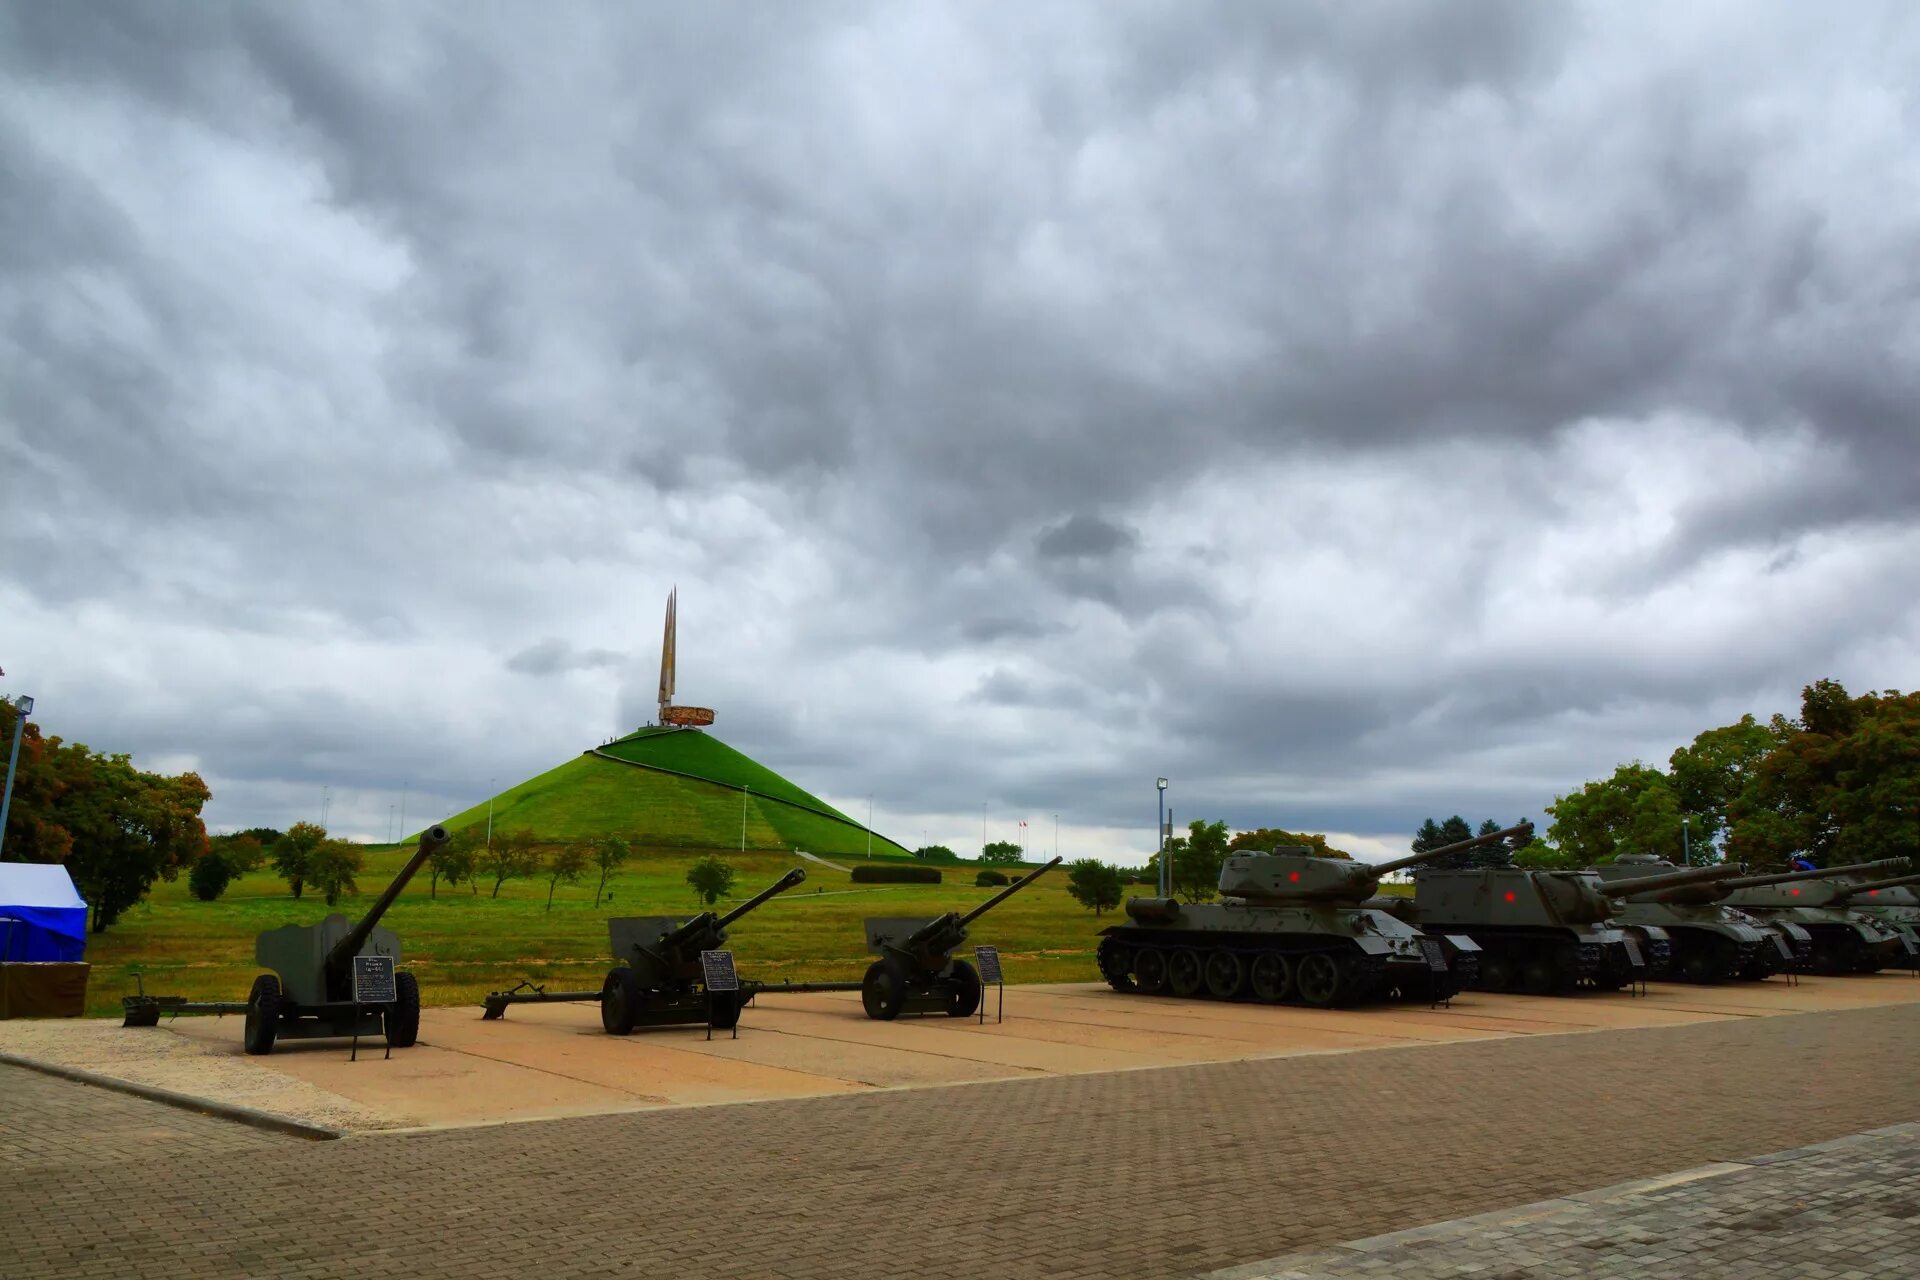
<box><xmin>0</xmin><ymin>695</ymin><xmax>35</xmax><ymax>861</ymax></box>
<box><xmin>1054</xmin><ymin>813</ymin><xmax>1059</xmax><ymax>861</ymax></box>
<box><xmin>741</xmin><ymin>785</ymin><xmax>750</xmax><ymax>852</ymax></box>
<box><xmin>485</xmin><ymin>777</ymin><xmax>496</xmax><ymax>852</ymax></box>
<box><xmin>867</xmin><ymin>795</ymin><xmax>874</xmax><ymax>859</ymax></box>
<box><xmin>1156</xmin><ymin>778</ymin><xmax>1169</xmax><ymax>897</ymax></box>
<box><xmin>1682</xmin><ymin>816</ymin><xmax>1691</xmax><ymax>867</ymax></box>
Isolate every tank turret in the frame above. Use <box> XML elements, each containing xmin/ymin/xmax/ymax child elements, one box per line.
<box><xmin>1720</xmin><ymin>861</ymin><xmax>1915</xmax><ymax>975</ymax></box>
<box><xmin>1218</xmin><ymin>822</ymin><xmax>1534</xmax><ymax>904</ymax></box>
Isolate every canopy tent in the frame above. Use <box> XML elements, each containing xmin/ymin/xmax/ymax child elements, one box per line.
<box><xmin>0</xmin><ymin>863</ymin><xmax>88</xmax><ymax>962</ymax></box>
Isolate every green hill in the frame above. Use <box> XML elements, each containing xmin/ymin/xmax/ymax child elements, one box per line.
<box><xmin>434</xmin><ymin>727</ymin><xmax>911</xmax><ymax>858</ymax></box>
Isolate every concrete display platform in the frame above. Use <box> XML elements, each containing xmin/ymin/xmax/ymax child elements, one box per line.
<box><xmin>109</xmin><ymin>970</ymin><xmax>1920</xmax><ymax>1129</ymax></box>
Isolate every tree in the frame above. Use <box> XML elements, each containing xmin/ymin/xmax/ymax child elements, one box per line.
<box><xmin>544</xmin><ymin>840</ymin><xmax>592</xmax><ymax>911</ymax></box>
<box><xmin>1226</xmin><ymin>827</ymin><xmax>1353</xmax><ymax>859</ymax></box>
<box><xmin>1171</xmin><ymin>819</ymin><xmax>1230</xmax><ymax>903</ymax></box>
<box><xmin>686</xmin><ymin>855</ymin><xmax>737</xmax><ymax>906</ymax></box>
<box><xmin>915</xmin><ymin>844</ymin><xmax>958</xmax><ymax>862</ymax></box>
<box><xmin>1066</xmin><ymin>858</ymin><xmax>1124</xmax><ymax>915</ymax></box>
<box><xmin>0</xmin><ymin>700</ymin><xmax>211</xmax><ymax>932</ymax></box>
<box><xmin>272</xmin><ymin>821</ymin><xmax>328</xmax><ymax>899</ymax></box>
<box><xmin>210</xmin><ymin>833</ymin><xmax>267</xmax><ymax>874</ymax></box>
<box><xmin>478</xmin><ymin>829</ymin><xmax>541</xmax><ymax>898</ymax></box>
<box><xmin>592</xmin><ymin>835</ymin><xmax>633</xmax><ymax>903</ymax></box>
<box><xmin>188</xmin><ymin>852</ymin><xmax>235</xmax><ymax>901</ymax></box>
<box><xmin>1546</xmin><ymin>765</ymin><xmax>1684</xmax><ymax>866</ymax></box>
<box><xmin>1512</xmin><ymin>836</ymin><xmax>1579</xmax><ymax>870</ymax></box>
<box><xmin>307</xmin><ymin>839</ymin><xmax>366</xmax><ymax>906</ymax></box>
<box><xmin>979</xmin><ymin>840</ymin><xmax>1023</xmax><ymax>865</ymax></box>
<box><xmin>1668</xmin><ymin>714</ymin><xmax>1784</xmax><ymax>856</ymax></box>
<box><xmin>428</xmin><ymin>827</ymin><xmax>480</xmax><ymax>898</ymax></box>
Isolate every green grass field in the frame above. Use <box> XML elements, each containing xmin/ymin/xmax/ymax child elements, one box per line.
<box><xmin>79</xmin><ymin>845</ymin><xmax>1102</xmax><ymax>1019</ymax></box>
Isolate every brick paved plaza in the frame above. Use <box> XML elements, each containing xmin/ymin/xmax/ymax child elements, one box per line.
<box><xmin>4</xmin><ymin>1004</ymin><xmax>1918</xmax><ymax>1279</ymax></box>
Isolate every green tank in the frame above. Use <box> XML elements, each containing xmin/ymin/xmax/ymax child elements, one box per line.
<box><xmin>1722</xmin><ymin>867</ymin><xmax>1919</xmax><ymax>974</ymax></box>
<box><xmin>1398</xmin><ymin>861</ymin><xmax>1744</xmax><ymax>994</ymax></box>
<box><xmin>1593</xmin><ymin>857</ymin><xmax>1909</xmax><ymax>983</ymax></box>
<box><xmin>1094</xmin><ymin>824</ymin><xmax>1533</xmax><ymax>1009</ymax></box>
<box><xmin>1837</xmin><ymin>879</ymin><xmax>1920</xmax><ymax>968</ymax></box>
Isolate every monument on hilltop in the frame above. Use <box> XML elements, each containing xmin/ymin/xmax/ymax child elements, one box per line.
<box><xmin>656</xmin><ymin>587</ymin><xmax>716</xmax><ymax>728</ymax></box>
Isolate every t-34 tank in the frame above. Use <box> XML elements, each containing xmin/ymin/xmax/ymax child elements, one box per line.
<box><xmin>1595</xmin><ymin>856</ymin><xmax>1910</xmax><ymax>982</ymax></box>
<box><xmin>1403</xmin><ymin>861</ymin><xmax>1744</xmax><ymax>994</ymax></box>
<box><xmin>1722</xmin><ymin>867</ymin><xmax>1919</xmax><ymax>974</ymax></box>
<box><xmin>1837</xmin><ymin>877</ymin><xmax>1920</xmax><ymax>968</ymax></box>
<box><xmin>1095</xmin><ymin>823</ymin><xmax>1534</xmax><ymax>1008</ymax></box>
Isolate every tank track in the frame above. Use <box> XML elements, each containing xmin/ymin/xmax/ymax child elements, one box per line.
<box><xmin>1096</xmin><ymin>932</ymin><xmax>1456</xmax><ymax>1009</ymax></box>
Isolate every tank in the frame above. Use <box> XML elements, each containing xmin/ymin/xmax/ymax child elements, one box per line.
<box><xmin>1094</xmin><ymin>823</ymin><xmax>1534</xmax><ymax>1008</ymax></box>
<box><xmin>1400</xmin><ymin>862</ymin><xmax>1744</xmax><ymax>994</ymax></box>
<box><xmin>1723</xmin><ymin>866</ymin><xmax>1920</xmax><ymax>974</ymax></box>
<box><xmin>1595</xmin><ymin>857</ymin><xmax>1910</xmax><ymax>982</ymax></box>
<box><xmin>1838</xmin><ymin>880</ymin><xmax>1920</xmax><ymax>968</ymax></box>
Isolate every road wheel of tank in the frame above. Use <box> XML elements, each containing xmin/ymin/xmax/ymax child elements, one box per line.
<box><xmin>601</xmin><ymin>966</ymin><xmax>642</xmax><ymax>1035</ymax></box>
<box><xmin>1248</xmin><ymin>952</ymin><xmax>1293</xmax><ymax>1003</ymax></box>
<box><xmin>243</xmin><ymin>974</ymin><xmax>281</xmax><ymax>1056</ymax></box>
<box><xmin>945</xmin><ymin>958</ymin><xmax>983</xmax><ymax>1017</ymax></box>
<box><xmin>1295</xmin><ymin>953</ymin><xmax>1341</xmax><ymax>1008</ymax></box>
<box><xmin>1807</xmin><ymin>942</ymin><xmax>1843</xmax><ymax>976</ymax></box>
<box><xmin>1520</xmin><ymin>956</ymin><xmax>1557</xmax><ymax>995</ymax></box>
<box><xmin>1134</xmin><ymin>947</ymin><xmax>1169</xmax><ymax>994</ymax></box>
<box><xmin>383</xmin><ymin>970</ymin><xmax>422</xmax><ymax>1047</ymax></box>
<box><xmin>862</xmin><ymin>959</ymin><xmax>908</xmax><ymax>1020</ymax></box>
<box><xmin>1478</xmin><ymin>954</ymin><xmax>1515</xmax><ymax>992</ymax></box>
<box><xmin>1096</xmin><ymin>936</ymin><xmax>1137</xmax><ymax>992</ymax></box>
<box><xmin>1167</xmin><ymin>948</ymin><xmax>1204</xmax><ymax>997</ymax></box>
<box><xmin>1202</xmin><ymin>950</ymin><xmax>1245</xmax><ymax>1000</ymax></box>
<box><xmin>708</xmin><ymin>988</ymin><xmax>745</xmax><ymax>1031</ymax></box>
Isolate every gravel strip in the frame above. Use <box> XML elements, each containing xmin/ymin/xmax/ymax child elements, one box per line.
<box><xmin>0</xmin><ymin>1018</ymin><xmax>403</xmax><ymax>1131</ymax></box>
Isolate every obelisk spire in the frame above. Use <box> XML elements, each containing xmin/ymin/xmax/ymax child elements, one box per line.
<box><xmin>657</xmin><ymin>587</ymin><xmax>676</xmax><ymax>723</ymax></box>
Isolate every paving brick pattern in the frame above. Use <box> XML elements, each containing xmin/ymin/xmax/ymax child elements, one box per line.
<box><xmin>1220</xmin><ymin>1128</ymin><xmax>1920</xmax><ymax>1278</ymax></box>
<box><xmin>4</xmin><ymin>1005</ymin><xmax>1919</xmax><ymax>1279</ymax></box>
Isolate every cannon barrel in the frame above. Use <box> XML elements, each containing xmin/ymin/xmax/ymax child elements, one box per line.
<box><xmin>1834</xmin><ymin>871</ymin><xmax>1920</xmax><ymax>899</ymax></box>
<box><xmin>1370</xmin><ymin>822</ymin><xmax>1535</xmax><ymax>879</ymax></box>
<box><xmin>957</xmin><ymin>856</ymin><xmax>1063</xmax><ymax>928</ymax></box>
<box><xmin>324</xmin><ymin>824</ymin><xmax>450</xmax><ymax>978</ymax></box>
<box><xmin>712</xmin><ymin>867</ymin><xmax>806</xmax><ymax>931</ymax></box>
<box><xmin>1605</xmin><ymin>863</ymin><xmax>1745</xmax><ymax>901</ymax></box>
<box><xmin>1718</xmin><ymin>857</ymin><xmax>1910</xmax><ymax>892</ymax></box>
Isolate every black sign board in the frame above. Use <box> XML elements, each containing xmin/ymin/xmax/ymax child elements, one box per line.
<box><xmin>1900</xmin><ymin>934</ymin><xmax>1919</xmax><ymax>957</ymax></box>
<box><xmin>352</xmin><ymin>955</ymin><xmax>396</xmax><ymax>1004</ymax></box>
<box><xmin>1621</xmin><ymin>938</ymin><xmax>1644</xmax><ymax>968</ymax></box>
<box><xmin>700</xmin><ymin>949</ymin><xmax>740</xmax><ymax>992</ymax></box>
<box><xmin>973</xmin><ymin>945</ymin><xmax>1003</xmax><ymax>985</ymax></box>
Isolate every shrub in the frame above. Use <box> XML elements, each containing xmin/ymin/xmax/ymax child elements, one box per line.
<box><xmin>687</xmin><ymin>855</ymin><xmax>738</xmax><ymax>905</ymax></box>
<box><xmin>851</xmin><ymin>865</ymin><xmax>943</xmax><ymax>884</ymax></box>
<box><xmin>188</xmin><ymin>853</ymin><xmax>235</xmax><ymax>902</ymax></box>
<box><xmin>975</xmin><ymin>870</ymin><xmax>1009</xmax><ymax>887</ymax></box>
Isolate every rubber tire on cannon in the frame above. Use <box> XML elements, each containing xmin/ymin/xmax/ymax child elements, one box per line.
<box><xmin>601</xmin><ymin>966</ymin><xmax>642</xmax><ymax>1035</ymax></box>
<box><xmin>383</xmin><ymin>970</ymin><xmax>422</xmax><ymax>1047</ymax></box>
<box><xmin>862</xmin><ymin>958</ymin><xmax>907</xmax><ymax>1020</ymax></box>
<box><xmin>243</xmin><ymin>974</ymin><xmax>281</xmax><ymax>1056</ymax></box>
<box><xmin>945</xmin><ymin>958</ymin><xmax>982</xmax><ymax>1018</ymax></box>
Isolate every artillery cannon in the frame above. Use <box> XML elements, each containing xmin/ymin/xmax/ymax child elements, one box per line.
<box><xmin>1597</xmin><ymin>857</ymin><xmax>1908</xmax><ymax>981</ymax></box>
<box><xmin>1099</xmin><ymin>824</ymin><xmax>1535</xmax><ymax>1009</ymax></box>
<box><xmin>1721</xmin><ymin>863</ymin><xmax>1918</xmax><ymax>975</ymax></box>
<box><xmin>861</xmin><ymin>857</ymin><xmax>1061</xmax><ymax>1020</ymax></box>
<box><xmin>1398</xmin><ymin>859</ymin><xmax>1742</xmax><ymax>994</ymax></box>
<box><xmin>225</xmin><ymin>825</ymin><xmax>452</xmax><ymax>1055</ymax></box>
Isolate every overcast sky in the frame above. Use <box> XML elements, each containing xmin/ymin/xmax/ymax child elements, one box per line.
<box><xmin>3</xmin><ymin>3</ymin><xmax>1917</xmax><ymax>864</ymax></box>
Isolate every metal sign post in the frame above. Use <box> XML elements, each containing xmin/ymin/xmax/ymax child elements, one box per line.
<box><xmin>1620</xmin><ymin>938</ymin><xmax>1647</xmax><ymax>997</ymax></box>
<box><xmin>973</xmin><ymin>946</ymin><xmax>1004</xmax><ymax>1025</ymax></box>
<box><xmin>350</xmin><ymin>955</ymin><xmax>397</xmax><ymax>1061</ymax></box>
<box><xmin>700</xmin><ymin>949</ymin><xmax>740</xmax><ymax>1041</ymax></box>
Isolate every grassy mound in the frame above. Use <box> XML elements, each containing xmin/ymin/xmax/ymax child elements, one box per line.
<box><xmin>433</xmin><ymin>729</ymin><xmax>911</xmax><ymax>858</ymax></box>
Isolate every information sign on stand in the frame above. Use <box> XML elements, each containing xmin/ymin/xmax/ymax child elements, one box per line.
<box><xmin>350</xmin><ymin>955</ymin><xmax>396</xmax><ymax>1061</ymax></box>
<box><xmin>1619</xmin><ymin>938</ymin><xmax>1647</xmax><ymax>998</ymax></box>
<box><xmin>700</xmin><ymin>950</ymin><xmax>740</xmax><ymax>1040</ymax></box>
<box><xmin>973</xmin><ymin>946</ymin><xmax>1004</xmax><ymax>1025</ymax></box>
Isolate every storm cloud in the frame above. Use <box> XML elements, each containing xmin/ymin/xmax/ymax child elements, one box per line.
<box><xmin>3</xmin><ymin>2</ymin><xmax>1917</xmax><ymax>862</ymax></box>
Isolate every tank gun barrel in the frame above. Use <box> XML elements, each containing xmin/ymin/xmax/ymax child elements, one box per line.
<box><xmin>1607</xmin><ymin>863</ymin><xmax>1745</xmax><ymax>901</ymax></box>
<box><xmin>324</xmin><ymin>824</ymin><xmax>450</xmax><ymax>980</ymax></box>
<box><xmin>1371</xmin><ymin>822</ymin><xmax>1534</xmax><ymax>878</ymax></box>
<box><xmin>1834</xmin><ymin>871</ymin><xmax>1920</xmax><ymax>899</ymax></box>
<box><xmin>1718</xmin><ymin>858</ymin><xmax>1909</xmax><ymax>892</ymax></box>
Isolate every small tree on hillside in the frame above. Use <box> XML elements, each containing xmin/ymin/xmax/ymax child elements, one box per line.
<box><xmin>592</xmin><ymin>835</ymin><xmax>633</xmax><ymax>903</ymax></box>
<box><xmin>308</xmin><ymin>839</ymin><xmax>366</xmax><ymax>906</ymax></box>
<box><xmin>211</xmin><ymin>834</ymin><xmax>267</xmax><ymax>874</ymax></box>
<box><xmin>544</xmin><ymin>840</ymin><xmax>591</xmax><ymax>911</ymax></box>
<box><xmin>980</xmin><ymin>840</ymin><xmax>1022</xmax><ymax>866</ymax></box>
<box><xmin>428</xmin><ymin>827</ymin><xmax>480</xmax><ymax>898</ymax></box>
<box><xmin>686</xmin><ymin>855</ymin><xmax>737</xmax><ymax>906</ymax></box>
<box><xmin>479</xmin><ymin>829</ymin><xmax>541</xmax><ymax>898</ymax></box>
<box><xmin>189</xmin><ymin>851</ymin><xmax>236</xmax><ymax>901</ymax></box>
<box><xmin>273</xmin><ymin>821</ymin><xmax>328</xmax><ymax>899</ymax></box>
<box><xmin>1066</xmin><ymin>858</ymin><xmax>1124</xmax><ymax>915</ymax></box>
<box><xmin>1172</xmin><ymin>820</ymin><xmax>1230</xmax><ymax>903</ymax></box>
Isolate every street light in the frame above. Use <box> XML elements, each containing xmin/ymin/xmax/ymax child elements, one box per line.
<box><xmin>486</xmin><ymin>777</ymin><xmax>496</xmax><ymax>851</ymax></box>
<box><xmin>0</xmin><ymin>695</ymin><xmax>36</xmax><ymax>861</ymax></box>
<box><xmin>741</xmin><ymin>784</ymin><xmax>750</xmax><ymax>852</ymax></box>
<box><xmin>867</xmin><ymin>795</ymin><xmax>874</xmax><ymax>859</ymax></box>
<box><xmin>1156</xmin><ymin>778</ymin><xmax>1169</xmax><ymax>897</ymax></box>
<box><xmin>1682</xmin><ymin>816</ymin><xmax>1691</xmax><ymax>867</ymax></box>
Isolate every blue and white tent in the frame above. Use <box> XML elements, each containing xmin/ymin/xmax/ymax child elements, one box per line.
<box><xmin>0</xmin><ymin>863</ymin><xmax>88</xmax><ymax>962</ymax></box>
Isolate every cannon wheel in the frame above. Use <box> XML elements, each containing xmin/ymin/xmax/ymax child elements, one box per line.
<box><xmin>1295</xmin><ymin>953</ymin><xmax>1340</xmax><ymax>1008</ymax></box>
<box><xmin>601</xmin><ymin>966</ymin><xmax>642</xmax><ymax>1035</ymax></box>
<box><xmin>945</xmin><ymin>958</ymin><xmax>982</xmax><ymax>1017</ymax></box>
<box><xmin>1203</xmin><ymin>949</ymin><xmax>1244</xmax><ymax>1000</ymax></box>
<box><xmin>384</xmin><ymin>971</ymin><xmax>422</xmax><ymax>1047</ymax></box>
<box><xmin>708</xmin><ymin>988</ymin><xmax>745</xmax><ymax>1031</ymax></box>
<box><xmin>1248</xmin><ymin>952</ymin><xmax>1292</xmax><ymax>1003</ymax></box>
<box><xmin>243</xmin><ymin>974</ymin><xmax>281</xmax><ymax>1056</ymax></box>
<box><xmin>862</xmin><ymin>959</ymin><xmax>907</xmax><ymax>1020</ymax></box>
